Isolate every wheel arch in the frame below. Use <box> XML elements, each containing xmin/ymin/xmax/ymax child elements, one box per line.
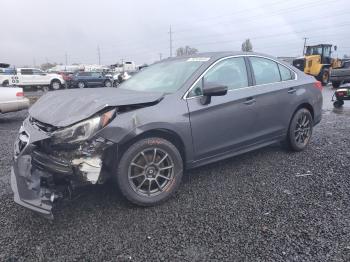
<box><xmin>50</xmin><ymin>78</ymin><xmax>61</xmax><ymax>84</ymax></box>
<box><xmin>293</xmin><ymin>102</ymin><xmax>314</xmax><ymax>120</ymax></box>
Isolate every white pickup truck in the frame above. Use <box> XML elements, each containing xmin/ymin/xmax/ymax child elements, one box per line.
<box><xmin>0</xmin><ymin>87</ymin><xmax>29</xmax><ymax>113</ymax></box>
<box><xmin>6</xmin><ymin>68</ymin><xmax>65</xmax><ymax>90</ymax></box>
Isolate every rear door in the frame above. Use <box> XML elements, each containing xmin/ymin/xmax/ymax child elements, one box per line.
<box><xmin>186</xmin><ymin>56</ymin><xmax>260</xmax><ymax>160</ymax></box>
<box><xmin>19</xmin><ymin>69</ymin><xmax>34</xmax><ymax>85</ymax></box>
<box><xmin>247</xmin><ymin>56</ymin><xmax>298</xmax><ymax>140</ymax></box>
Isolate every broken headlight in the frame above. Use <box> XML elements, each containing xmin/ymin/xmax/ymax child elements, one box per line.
<box><xmin>51</xmin><ymin>109</ymin><xmax>116</xmax><ymax>144</ymax></box>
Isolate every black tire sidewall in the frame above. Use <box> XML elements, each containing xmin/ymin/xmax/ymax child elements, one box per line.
<box><xmin>287</xmin><ymin>108</ymin><xmax>313</xmax><ymax>151</ymax></box>
<box><xmin>116</xmin><ymin>137</ymin><xmax>183</xmax><ymax>206</ymax></box>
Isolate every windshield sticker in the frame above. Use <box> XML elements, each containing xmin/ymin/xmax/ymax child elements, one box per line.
<box><xmin>187</xmin><ymin>57</ymin><xmax>210</xmax><ymax>62</ymax></box>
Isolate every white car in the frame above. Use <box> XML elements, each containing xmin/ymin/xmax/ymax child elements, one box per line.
<box><xmin>0</xmin><ymin>87</ymin><xmax>29</xmax><ymax>113</ymax></box>
<box><xmin>9</xmin><ymin>68</ymin><xmax>65</xmax><ymax>90</ymax></box>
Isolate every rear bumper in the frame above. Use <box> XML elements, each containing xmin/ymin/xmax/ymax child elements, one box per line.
<box><xmin>0</xmin><ymin>98</ymin><xmax>29</xmax><ymax>113</ymax></box>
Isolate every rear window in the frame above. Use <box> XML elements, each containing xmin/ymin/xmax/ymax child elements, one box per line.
<box><xmin>250</xmin><ymin>57</ymin><xmax>280</xmax><ymax>85</ymax></box>
<box><xmin>278</xmin><ymin>64</ymin><xmax>294</xmax><ymax>81</ymax></box>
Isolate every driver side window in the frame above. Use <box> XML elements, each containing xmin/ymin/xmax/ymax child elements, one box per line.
<box><xmin>188</xmin><ymin>57</ymin><xmax>248</xmax><ymax>97</ymax></box>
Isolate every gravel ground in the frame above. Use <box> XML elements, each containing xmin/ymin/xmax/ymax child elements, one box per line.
<box><xmin>0</xmin><ymin>88</ymin><xmax>349</xmax><ymax>261</ymax></box>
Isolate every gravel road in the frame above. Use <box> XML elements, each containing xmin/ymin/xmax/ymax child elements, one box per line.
<box><xmin>0</xmin><ymin>87</ymin><xmax>349</xmax><ymax>261</ymax></box>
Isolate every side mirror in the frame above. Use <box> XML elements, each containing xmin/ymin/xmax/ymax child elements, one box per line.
<box><xmin>200</xmin><ymin>81</ymin><xmax>228</xmax><ymax>105</ymax></box>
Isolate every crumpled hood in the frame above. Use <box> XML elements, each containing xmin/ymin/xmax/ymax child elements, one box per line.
<box><xmin>29</xmin><ymin>88</ymin><xmax>164</xmax><ymax>127</ymax></box>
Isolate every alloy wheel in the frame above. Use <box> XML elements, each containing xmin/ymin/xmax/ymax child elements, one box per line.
<box><xmin>128</xmin><ymin>148</ymin><xmax>174</xmax><ymax>197</ymax></box>
<box><xmin>294</xmin><ymin>113</ymin><xmax>311</xmax><ymax>146</ymax></box>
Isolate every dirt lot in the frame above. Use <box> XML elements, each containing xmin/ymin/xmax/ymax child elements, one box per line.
<box><xmin>0</xmin><ymin>87</ymin><xmax>349</xmax><ymax>261</ymax></box>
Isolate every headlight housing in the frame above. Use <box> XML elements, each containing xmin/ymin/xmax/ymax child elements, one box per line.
<box><xmin>51</xmin><ymin>108</ymin><xmax>116</xmax><ymax>144</ymax></box>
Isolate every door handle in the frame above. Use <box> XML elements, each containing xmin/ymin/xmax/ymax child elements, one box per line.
<box><xmin>288</xmin><ymin>88</ymin><xmax>297</xmax><ymax>94</ymax></box>
<box><xmin>243</xmin><ymin>97</ymin><xmax>256</xmax><ymax>105</ymax></box>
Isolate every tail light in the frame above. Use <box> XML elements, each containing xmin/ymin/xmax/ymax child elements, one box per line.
<box><xmin>16</xmin><ymin>92</ymin><xmax>24</xmax><ymax>97</ymax></box>
<box><xmin>336</xmin><ymin>90</ymin><xmax>347</xmax><ymax>97</ymax></box>
<box><xmin>313</xmin><ymin>81</ymin><xmax>322</xmax><ymax>91</ymax></box>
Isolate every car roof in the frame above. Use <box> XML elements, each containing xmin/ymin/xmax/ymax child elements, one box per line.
<box><xmin>163</xmin><ymin>51</ymin><xmax>282</xmax><ymax>62</ymax></box>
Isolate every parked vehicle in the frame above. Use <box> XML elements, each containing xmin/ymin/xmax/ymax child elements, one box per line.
<box><xmin>0</xmin><ymin>87</ymin><xmax>29</xmax><ymax>113</ymax></box>
<box><xmin>333</xmin><ymin>88</ymin><xmax>350</xmax><ymax>108</ymax></box>
<box><xmin>293</xmin><ymin>44</ymin><xmax>342</xmax><ymax>85</ymax></box>
<box><xmin>330</xmin><ymin>60</ymin><xmax>350</xmax><ymax>88</ymax></box>
<box><xmin>57</xmin><ymin>71</ymin><xmax>74</xmax><ymax>88</ymax></box>
<box><xmin>71</xmin><ymin>71</ymin><xmax>113</xmax><ymax>88</ymax></box>
<box><xmin>9</xmin><ymin>68</ymin><xmax>65</xmax><ymax>90</ymax></box>
<box><xmin>11</xmin><ymin>52</ymin><xmax>323</xmax><ymax>219</ymax></box>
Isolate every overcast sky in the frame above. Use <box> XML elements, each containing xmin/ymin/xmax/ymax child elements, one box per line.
<box><xmin>1</xmin><ymin>0</ymin><xmax>350</xmax><ymax>66</ymax></box>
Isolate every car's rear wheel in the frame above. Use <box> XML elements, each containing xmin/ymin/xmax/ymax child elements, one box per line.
<box><xmin>77</xmin><ymin>81</ymin><xmax>86</xmax><ymax>88</ymax></box>
<box><xmin>333</xmin><ymin>100</ymin><xmax>344</xmax><ymax>108</ymax></box>
<box><xmin>116</xmin><ymin>137</ymin><xmax>183</xmax><ymax>206</ymax></box>
<box><xmin>2</xmin><ymin>80</ymin><xmax>9</xmax><ymax>87</ymax></box>
<box><xmin>104</xmin><ymin>80</ymin><xmax>112</xmax><ymax>87</ymax></box>
<box><xmin>50</xmin><ymin>80</ymin><xmax>61</xmax><ymax>90</ymax></box>
<box><xmin>285</xmin><ymin>108</ymin><xmax>313</xmax><ymax>152</ymax></box>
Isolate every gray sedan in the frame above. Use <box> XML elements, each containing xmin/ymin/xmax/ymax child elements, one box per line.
<box><xmin>11</xmin><ymin>52</ymin><xmax>322</xmax><ymax>218</ymax></box>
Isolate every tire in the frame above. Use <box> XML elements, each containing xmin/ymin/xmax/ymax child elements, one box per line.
<box><xmin>2</xmin><ymin>80</ymin><xmax>9</xmax><ymax>87</ymax></box>
<box><xmin>104</xmin><ymin>80</ymin><xmax>112</xmax><ymax>87</ymax></box>
<box><xmin>50</xmin><ymin>80</ymin><xmax>61</xmax><ymax>90</ymax></box>
<box><xmin>319</xmin><ymin>68</ymin><xmax>329</xmax><ymax>86</ymax></box>
<box><xmin>116</xmin><ymin>137</ymin><xmax>183</xmax><ymax>206</ymax></box>
<box><xmin>333</xmin><ymin>100</ymin><xmax>344</xmax><ymax>108</ymax></box>
<box><xmin>284</xmin><ymin>108</ymin><xmax>313</xmax><ymax>152</ymax></box>
<box><xmin>77</xmin><ymin>81</ymin><xmax>86</xmax><ymax>88</ymax></box>
<box><xmin>332</xmin><ymin>81</ymin><xmax>341</xmax><ymax>89</ymax></box>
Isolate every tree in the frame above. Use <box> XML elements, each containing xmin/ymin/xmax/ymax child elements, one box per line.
<box><xmin>241</xmin><ymin>39</ymin><xmax>253</xmax><ymax>52</ymax></box>
<box><xmin>176</xmin><ymin>46</ymin><xmax>198</xmax><ymax>56</ymax></box>
<box><xmin>40</xmin><ymin>62</ymin><xmax>57</xmax><ymax>71</ymax></box>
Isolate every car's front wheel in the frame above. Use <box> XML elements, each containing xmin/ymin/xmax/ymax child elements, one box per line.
<box><xmin>116</xmin><ymin>137</ymin><xmax>183</xmax><ymax>206</ymax></box>
<box><xmin>285</xmin><ymin>108</ymin><xmax>313</xmax><ymax>151</ymax></box>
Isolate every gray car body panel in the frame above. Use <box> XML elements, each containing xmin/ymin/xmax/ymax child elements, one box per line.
<box><xmin>11</xmin><ymin>51</ymin><xmax>322</xmax><ymax>218</ymax></box>
<box><xmin>29</xmin><ymin>88</ymin><xmax>165</xmax><ymax>127</ymax></box>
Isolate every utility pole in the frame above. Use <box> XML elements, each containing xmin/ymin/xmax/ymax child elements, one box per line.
<box><xmin>159</xmin><ymin>53</ymin><xmax>162</xmax><ymax>61</ymax></box>
<box><xmin>65</xmin><ymin>52</ymin><xmax>68</xmax><ymax>65</ymax></box>
<box><xmin>33</xmin><ymin>57</ymin><xmax>36</xmax><ymax>67</ymax></box>
<box><xmin>169</xmin><ymin>25</ymin><xmax>173</xmax><ymax>57</ymax></box>
<box><xmin>303</xmin><ymin>37</ymin><xmax>308</xmax><ymax>56</ymax></box>
<box><xmin>97</xmin><ymin>45</ymin><xmax>101</xmax><ymax>65</ymax></box>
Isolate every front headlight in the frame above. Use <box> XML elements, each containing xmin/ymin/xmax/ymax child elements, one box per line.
<box><xmin>51</xmin><ymin>108</ymin><xmax>116</xmax><ymax>144</ymax></box>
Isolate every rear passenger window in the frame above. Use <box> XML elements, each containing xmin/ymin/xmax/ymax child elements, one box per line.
<box><xmin>250</xmin><ymin>57</ymin><xmax>280</xmax><ymax>85</ymax></box>
<box><xmin>21</xmin><ymin>69</ymin><xmax>33</xmax><ymax>75</ymax></box>
<box><xmin>278</xmin><ymin>64</ymin><xmax>294</xmax><ymax>81</ymax></box>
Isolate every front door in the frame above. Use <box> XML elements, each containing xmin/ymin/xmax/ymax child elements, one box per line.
<box><xmin>186</xmin><ymin>56</ymin><xmax>259</xmax><ymax>161</ymax></box>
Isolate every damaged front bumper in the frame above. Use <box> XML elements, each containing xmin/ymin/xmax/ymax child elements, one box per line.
<box><xmin>11</xmin><ymin>117</ymin><xmax>113</xmax><ymax>219</ymax></box>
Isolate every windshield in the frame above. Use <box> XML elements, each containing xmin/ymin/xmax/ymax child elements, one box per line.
<box><xmin>119</xmin><ymin>58</ymin><xmax>206</xmax><ymax>93</ymax></box>
<box><xmin>305</xmin><ymin>46</ymin><xmax>323</xmax><ymax>56</ymax></box>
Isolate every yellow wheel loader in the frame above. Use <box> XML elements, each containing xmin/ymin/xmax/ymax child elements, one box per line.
<box><xmin>293</xmin><ymin>44</ymin><xmax>341</xmax><ymax>86</ymax></box>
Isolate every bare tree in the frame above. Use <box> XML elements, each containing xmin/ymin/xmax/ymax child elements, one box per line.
<box><xmin>241</xmin><ymin>39</ymin><xmax>253</xmax><ymax>52</ymax></box>
<box><xmin>40</xmin><ymin>62</ymin><xmax>57</xmax><ymax>71</ymax></box>
<box><xmin>176</xmin><ymin>46</ymin><xmax>198</xmax><ymax>56</ymax></box>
